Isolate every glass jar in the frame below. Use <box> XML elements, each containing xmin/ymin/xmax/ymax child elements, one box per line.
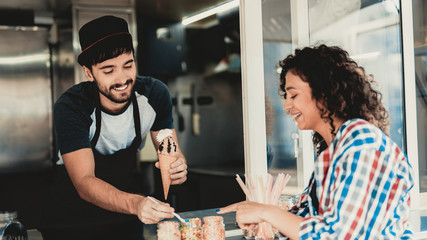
<box><xmin>180</xmin><ymin>218</ymin><xmax>202</xmax><ymax>240</ymax></box>
<box><xmin>157</xmin><ymin>221</ymin><xmax>181</xmax><ymax>240</ymax></box>
<box><xmin>243</xmin><ymin>224</ymin><xmax>258</xmax><ymax>239</ymax></box>
<box><xmin>202</xmin><ymin>216</ymin><xmax>225</xmax><ymax>240</ymax></box>
<box><xmin>278</xmin><ymin>194</ymin><xmax>298</xmax><ymax>210</ymax></box>
<box><xmin>255</xmin><ymin>222</ymin><xmax>274</xmax><ymax>240</ymax></box>
<box><xmin>0</xmin><ymin>211</ymin><xmax>27</xmax><ymax>240</ymax></box>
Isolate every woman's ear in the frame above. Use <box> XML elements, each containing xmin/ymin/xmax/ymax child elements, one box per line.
<box><xmin>83</xmin><ymin>66</ymin><xmax>94</xmax><ymax>82</ymax></box>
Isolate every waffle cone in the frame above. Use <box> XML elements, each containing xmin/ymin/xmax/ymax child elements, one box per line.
<box><xmin>158</xmin><ymin>154</ymin><xmax>176</xmax><ymax>200</ymax></box>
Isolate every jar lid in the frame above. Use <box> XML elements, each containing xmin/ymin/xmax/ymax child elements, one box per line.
<box><xmin>158</xmin><ymin>221</ymin><xmax>180</xmax><ymax>227</ymax></box>
<box><xmin>181</xmin><ymin>217</ymin><xmax>201</xmax><ymax>227</ymax></box>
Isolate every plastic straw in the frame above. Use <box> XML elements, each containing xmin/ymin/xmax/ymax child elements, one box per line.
<box><xmin>236</xmin><ymin>174</ymin><xmax>252</xmax><ymax>201</ymax></box>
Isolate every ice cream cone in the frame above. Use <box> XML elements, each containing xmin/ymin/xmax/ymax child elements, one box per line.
<box><xmin>159</xmin><ymin>154</ymin><xmax>176</xmax><ymax>200</ymax></box>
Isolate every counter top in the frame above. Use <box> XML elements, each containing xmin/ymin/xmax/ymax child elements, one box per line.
<box><xmin>144</xmin><ymin>208</ymin><xmax>243</xmax><ymax>240</ymax></box>
<box><xmin>28</xmin><ymin>209</ymin><xmax>243</xmax><ymax>240</ymax></box>
<box><xmin>28</xmin><ymin>207</ymin><xmax>427</xmax><ymax>239</ymax></box>
<box><xmin>144</xmin><ymin>207</ymin><xmax>427</xmax><ymax>240</ymax></box>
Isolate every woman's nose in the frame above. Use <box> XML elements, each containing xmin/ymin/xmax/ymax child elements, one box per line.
<box><xmin>283</xmin><ymin>99</ymin><xmax>291</xmax><ymax>111</ymax></box>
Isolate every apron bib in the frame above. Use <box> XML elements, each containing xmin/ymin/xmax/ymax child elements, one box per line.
<box><xmin>41</xmin><ymin>95</ymin><xmax>144</xmax><ymax>240</ymax></box>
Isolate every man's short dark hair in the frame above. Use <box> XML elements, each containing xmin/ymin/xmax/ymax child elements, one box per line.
<box><xmin>77</xmin><ymin>15</ymin><xmax>134</xmax><ymax>68</ymax></box>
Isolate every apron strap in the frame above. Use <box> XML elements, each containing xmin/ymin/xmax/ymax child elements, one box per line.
<box><xmin>91</xmin><ymin>107</ymin><xmax>102</xmax><ymax>147</ymax></box>
<box><xmin>91</xmin><ymin>97</ymin><xmax>102</xmax><ymax>147</ymax></box>
<box><xmin>131</xmin><ymin>94</ymin><xmax>142</xmax><ymax>146</ymax></box>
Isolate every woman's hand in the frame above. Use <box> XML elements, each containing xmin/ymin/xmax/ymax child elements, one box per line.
<box><xmin>219</xmin><ymin>200</ymin><xmax>303</xmax><ymax>240</ymax></box>
<box><xmin>218</xmin><ymin>201</ymin><xmax>269</xmax><ymax>229</ymax></box>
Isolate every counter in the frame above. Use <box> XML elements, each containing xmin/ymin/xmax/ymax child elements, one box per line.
<box><xmin>143</xmin><ymin>208</ymin><xmax>243</xmax><ymax>240</ymax></box>
<box><xmin>144</xmin><ymin>207</ymin><xmax>427</xmax><ymax>240</ymax></box>
<box><xmin>28</xmin><ymin>207</ymin><xmax>427</xmax><ymax>239</ymax></box>
<box><xmin>27</xmin><ymin>209</ymin><xmax>242</xmax><ymax>240</ymax></box>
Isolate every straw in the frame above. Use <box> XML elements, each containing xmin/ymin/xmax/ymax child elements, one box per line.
<box><xmin>273</xmin><ymin>174</ymin><xmax>284</xmax><ymax>203</ymax></box>
<box><xmin>234</xmin><ymin>173</ymin><xmax>292</xmax><ymax>239</ymax></box>
<box><xmin>236</xmin><ymin>174</ymin><xmax>252</xmax><ymax>201</ymax></box>
<box><xmin>258</xmin><ymin>176</ymin><xmax>266</xmax><ymax>203</ymax></box>
<box><xmin>266</xmin><ymin>174</ymin><xmax>273</xmax><ymax>203</ymax></box>
<box><xmin>235</xmin><ymin>173</ymin><xmax>291</xmax><ymax>205</ymax></box>
<box><xmin>272</xmin><ymin>174</ymin><xmax>292</xmax><ymax>205</ymax></box>
<box><xmin>247</xmin><ymin>174</ymin><xmax>256</xmax><ymax>201</ymax></box>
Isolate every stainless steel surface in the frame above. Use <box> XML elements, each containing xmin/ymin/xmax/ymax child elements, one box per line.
<box><xmin>169</xmin><ymin>74</ymin><xmax>244</xmax><ymax>168</ymax></box>
<box><xmin>0</xmin><ymin>0</ymin><xmax>51</xmax><ymax>10</ymax></box>
<box><xmin>144</xmin><ymin>208</ymin><xmax>240</xmax><ymax>240</ymax></box>
<box><xmin>0</xmin><ymin>27</ymin><xmax>53</xmax><ymax>173</ymax></box>
<box><xmin>27</xmin><ymin>209</ymin><xmax>240</xmax><ymax>240</ymax></box>
<box><xmin>52</xmin><ymin>28</ymin><xmax>75</xmax><ymax>101</ymax></box>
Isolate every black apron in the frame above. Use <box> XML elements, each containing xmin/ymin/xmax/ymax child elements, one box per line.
<box><xmin>41</xmin><ymin>95</ymin><xmax>144</xmax><ymax>240</ymax></box>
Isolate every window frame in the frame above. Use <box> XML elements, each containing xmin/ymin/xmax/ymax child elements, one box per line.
<box><xmin>239</xmin><ymin>0</ymin><xmax>424</xmax><ymax>209</ymax></box>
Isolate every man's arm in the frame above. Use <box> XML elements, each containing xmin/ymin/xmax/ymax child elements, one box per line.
<box><xmin>150</xmin><ymin>129</ymin><xmax>187</xmax><ymax>185</ymax></box>
<box><xmin>62</xmin><ymin>148</ymin><xmax>174</xmax><ymax>223</ymax></box>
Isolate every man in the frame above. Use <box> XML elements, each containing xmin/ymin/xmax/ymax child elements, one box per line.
<box><xmin>40</xmin><ymin>15</ymin><xmax>187</xmax><ymax>240</ymax></box>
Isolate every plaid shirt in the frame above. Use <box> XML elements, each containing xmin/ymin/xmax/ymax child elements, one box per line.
<box><xmin>289</xmin><ymin>119</ymin><xmax>414</xmax><ymax>240</ymax></box>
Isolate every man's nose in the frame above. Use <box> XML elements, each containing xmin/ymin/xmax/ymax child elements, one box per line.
<box><xmin>117</xmin><ymin>69</ymin><xmax>129</xmax><ymax>82</ymax></box>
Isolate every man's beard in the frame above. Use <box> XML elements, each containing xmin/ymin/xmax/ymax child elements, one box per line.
<box><xmin>94</xmin><ymin>77</ymin><xmax>135</xmax><ymax>104</ymax></box>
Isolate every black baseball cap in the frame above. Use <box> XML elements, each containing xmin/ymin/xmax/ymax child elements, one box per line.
<box><xmin>77</xmin><ymin>15</ymin><xmax>133</xmax><ymax>66</ymax></box>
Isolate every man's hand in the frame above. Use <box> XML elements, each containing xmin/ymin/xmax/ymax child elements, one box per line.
<box><xmin>155</xmin><ymin>157</ymin><xmax>187</xmax><ymax>185</ymax></box>
<box><xmin>136</xmin><ymin>196</ymin><xmax>174</xmax><ymax>224</ymax></box>
<box><xmin>151</xmin><ymin>129</ymin><xmax>188</xmax><ymax>185</ymax></box>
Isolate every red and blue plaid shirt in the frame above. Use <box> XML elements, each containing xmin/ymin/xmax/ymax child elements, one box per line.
<box><xmin>290</xmin><ymin>119</ymin><xmax>414</xmax><ymax>239</ymax></box>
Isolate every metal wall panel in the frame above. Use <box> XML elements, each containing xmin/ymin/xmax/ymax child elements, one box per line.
<box><xmin>0</xmin><ymin>26</ymin><xmax>53</xmax><ymax>173</ymax></box>
<box><xmin>0</xmin><ymin>0</ymin><xmax>51</xmax><ymax>10</ymax></box>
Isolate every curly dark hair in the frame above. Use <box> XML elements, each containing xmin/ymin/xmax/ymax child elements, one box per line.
<box><xmin>279</xmin><ymin>44</ymin><xmax>390</xmax><ymax>153</ymax></box>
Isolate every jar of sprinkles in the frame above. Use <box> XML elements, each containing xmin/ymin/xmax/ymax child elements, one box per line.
<box><xmin>157</xmin><ymin>221</ymin><xmax>181</xmax><ymax>240</ymax></box>
<box><xmin>180</xmin><ymin>218</ymin><xmax>202</xmax><ymax>240</ymax></box>
<box><xmin>202</xmin><ymin>216</ymin><xmax>225</xmax><ymax>240</ymax></box>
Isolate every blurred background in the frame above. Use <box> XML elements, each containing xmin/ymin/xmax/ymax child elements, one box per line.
<box><xmin>0</xmin><ymin>0</ymin><xmax>426</xmax><ymax>236</ymax></box>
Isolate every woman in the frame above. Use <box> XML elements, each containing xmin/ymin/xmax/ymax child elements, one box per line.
<box><xmin>218</xmin><ymin>44</ymin><xmax>414</xmax><ymax>239</ymax></box>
